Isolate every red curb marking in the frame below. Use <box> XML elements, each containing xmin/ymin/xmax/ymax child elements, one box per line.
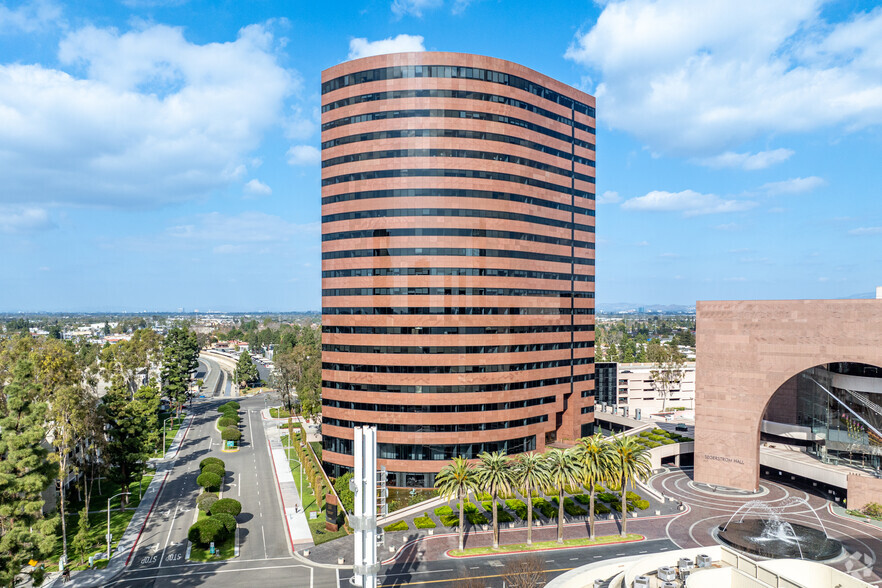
<box><xmin>125</xmin><ymin>414</ymin><xmax>193</xmax><ymax>566</ymax></box>
<box><xmin>444</xmin><ymin>535</ymin><xmax>646</xmax><ymax>559</ymax></box>
<box><xmin>268</xmin><ymin>438</ymin><xmax>298</xmax><ymax>554</ymax></box>
<box><xmin>125</xmin><ymin>471</ymin><xmax>169</xmax><ymax>566</ymax></box>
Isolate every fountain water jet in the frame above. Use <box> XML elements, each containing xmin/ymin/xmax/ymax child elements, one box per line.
<box><xmin>717</xmin><ymin>498</ymin><xmax>842</xmax><ymax>561</ymax></box>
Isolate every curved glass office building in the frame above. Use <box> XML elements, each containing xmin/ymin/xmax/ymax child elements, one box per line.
<box><xmin>320</xmin><ymin>52</ymin><xmax>596</xmax><ymax>487</ymax></box>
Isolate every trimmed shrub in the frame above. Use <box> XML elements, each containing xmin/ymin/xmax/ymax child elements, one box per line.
<box><xmin>597</xmin><ymin>492</ymin><xmax>620</xmax><ymax>504</ymax></box>
<box><xmin>383</xmin><ymin>521</ymin><xmax>409</xmax><ymax>532</ymax></box>
<box><xmin>562</xmin><ymin>498</ymin><xmax>587</xmax><ymax>517</ymax></box>
<box><xmin>222</xmin><ymin>426</ymin><xmax>242</xmax><ymax>442</ymax></box>
<box><xmin>532</xmin><ymin>498</ymin><xmax>557</xmax><ymax>519</ymax></box>
<box><xmin>211</xmin><ymin>512</ymin><xmax>238</xmax><ymax>534</ymax></box>
<box><xmin>476</xmin><ymin>492</ymin><xmax>491</xmax><ymax>501</ymax></box>
<box><xmin>201</xmin><ymin>463</ymin><xmax>226</xmax><ymax>478</ymax></box>
<box><xmin>413</xmin><ymin>515</ymin><xmax>436</xmax><ymax>529</ymax></box>
<box><xmin>196</xmin><ymin>491</ymin><xmax>218</xmax><ymax>504</ymax></box>
<box><xmin>200</xmin><ymin>457</ymin><xmax>225</xmax><ymax>470</ymax></box>
<box><xmin>333</xmin><ymin>472</ymin><xmax>355</xmax><ymax>513</ymax></box>
<box><xmin>217</xmin><ymin>406</ymin><xmax>230</xmax><ymax>414</ymax></box>
<box><xmin>221</xmin><ymin>409</ymin><xmax>240</xmax><ymax>421</ymax></box>
<box><xmin>433</xmin><ymin>505</ymin><xmax>459</xmax><ymax>527</ymax></box>
<box><xmin>211</xmin><ymin>498</ymin><xmax>242</xmax><ymax>517</ymax></box>
<box><xmin>481</xmin><ymin>501</ymin><xmax>514</xmax><ymax>523</ymax></box>
<box><xmin>864</xmin><ymin>503</ymin><xmax>882</xmax><ymax>518</ymax></box>
<box><xmin>223</xmin><ymin>401</ymin><xmax>240</xmax><ymax>410</ymax></box>
<box><xmin>197</xmin><ymin>472</ymin><xmax>222</xmax><ymax>491</ymax></box>
<box><xmin>187</xmin><ymin>517</ymin><xmax>226</xmax><ymax>545</ymax></box>
<box><xmin>197</xmin><ymin>496</ymin><xmax>218</xmax><ymax>512</ymax></box>
<box><xmin>630</xmin><ymin>499</ymin><xmax>650</xmax><ymax>511</ymax></box>
<box><xmin>218</xmin><ymin>416</ymin><xmax>237</xmax><ymax>429</ymax></box>
<box><xmin>462</xmin><ymin>502</ymin><xmax>489</xmax><ymax>525</ymax></box>
<box><xmin>595</xmin><ymin>503</ymin><xmax>611</xmax><ymax>515</ymax></box>
<box><xmin>651</xmin><ymin>428</ymin><xmax>667</xmax><ymax>435</ymax></box>
<box><xmin>505</xmin><ymin>499</ymin><xmax>528</xmax><ymax>520</ymax></box>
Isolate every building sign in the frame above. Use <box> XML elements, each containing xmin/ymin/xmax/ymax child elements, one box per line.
<box><xmin>702</xmin><ymin>454</ymin><xmax>745</xmax><ymax>465</ymax></box>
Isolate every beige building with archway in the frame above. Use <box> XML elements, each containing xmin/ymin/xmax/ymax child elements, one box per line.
<box><xmin>694</xmin><ymin>298</ymin><xmax>882</xmax><ymax>508</ymax></box>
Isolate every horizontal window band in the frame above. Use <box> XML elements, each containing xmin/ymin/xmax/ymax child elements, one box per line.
<box><xmin>322</xmin><ymin>307</ymin><xmax>594</xmax><ymax>315</ymax></box>
<box><xmin>322</xmin><ymin>341</ymin><xmax>594</xmax><ymax>354</ymax></box>
<box><xmin>323</xmin><ymin>395</ymin><xmax>557</xmax><ymax>412</ymax></box>
<box><xmin>322</xmin><ymin>108</ymin><xmax>594</xmax><ymax>147</ymax></box>
<box><xmin>322</xmin><ymin>128</ymin><xmax>594</xmax><ymax>166</ymax></box>
<box><xmin>323</xmin><ymin>374</ymin><xmax>594</xmax><ymax>394</ymax></box>
<box><xmin>321</xmin><ymin>89</ymin><xmax>595</xmax><ymax>133</ymax></box>
<box><xmin>322</xmin><ymin>247</ymin><xmax>595</xmax><ymax>267</ymax></box>
<box><xmin>323</xmin><ymin>414</ymin><xmax>548</xmax><ymax>433</ymax></box>
<box><xmin>323</xmin><ymin>208</ymin><xmax>594</xmax><ymax>234</ymax></box>
<box><xmin>322</xmin><ymin>287</ymin><xmax>594</xmax><ymax>299</ymax></box>
<box><xmin>322</xmin><ymin>356</ymin><xmax>594</xmax><ymax>374</ymax></box>
<box><xmin>321</xmin><ymin>64</ymin><xmax>595</xmax><ymax>118</ymax></box>
<box><xmin>322</xmin><ymin>167</ymin><xmax>594</xmax><ymax>194</ymax></box>
<box><xmin>322</xmin><ymin>188</ymin><xmax>595</xmax><ymax>218</ymax></box>
<box><xmin>322</xmin><ymin>324</ymin><xmax>595</xmax><ymax>335</ymax></box>
<box><xmin>322</xmin><ymin>148</ymin><xmax>595</xmax><ymax>182</ymax></box>
<box><xmin>322</xmin><ymin>267</ymin><xmax>595</xmax><ymax>282</ymax></box>
<box><xmin>323</xmin><ymin>434</ymin><xmax>538</xmax><ymax>460</ymax></box>
<box><xmin>322</xmin><ymin>228</ymin><xmax>594</xmax><ymax>250</ymax></box>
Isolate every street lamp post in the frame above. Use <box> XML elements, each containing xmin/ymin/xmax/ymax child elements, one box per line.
<box><xmin>287</xmin><ymin>453</ymin><xmax>303</xmax><ymax>501</ymax></box>
<box><xmin>161</xmin><ymin>416</ymin><xmax>174</xmax><ymax>456</ymax></box>
<box><xmin>106</xmin><ymin>491</ymin><xmax>130</xmax><ymax>560</ymax></box>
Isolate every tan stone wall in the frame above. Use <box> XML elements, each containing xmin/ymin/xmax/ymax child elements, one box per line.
<box><xmin>846</xmin><ymin>473</ymin><xmax>882</xmax><ymax>511</ymax></box>
<box><xmin>695</xmin><ymin>299</ymin><xmax>882</xmax><ymax>491</ymax></box>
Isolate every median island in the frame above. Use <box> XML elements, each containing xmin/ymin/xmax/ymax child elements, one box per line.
<box><xmin>448</xmin><ymin>533</ymin><xmax>643</xmax><ymax>557</ymax></box>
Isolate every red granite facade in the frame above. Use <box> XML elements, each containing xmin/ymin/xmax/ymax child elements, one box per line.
<box><xmin>320</xmin><ymin>52</ymin><xmax>596</xmax><ymax>486</ymax></box>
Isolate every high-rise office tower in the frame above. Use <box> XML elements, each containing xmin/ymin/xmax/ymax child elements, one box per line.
<box><xmin>320</xmin><ymin>52</ymin><xmax>596</xmax><ymax>487</ymax></box>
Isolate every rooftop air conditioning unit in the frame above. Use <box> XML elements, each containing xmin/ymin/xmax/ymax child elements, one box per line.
<box><xmin>679</xmin><ymin>569</ymin><xmax>691</xmax><ymax>581</ymax></box>
<box><xmin>634</xmin><ymin>576</ymin><xmax>650</xmax><ymax>588</ymax></box>
<box><xmin>594</xmin><ymin>580</ymin><xmax>604</xmax><ymax>588</ymax></box>
<box><xmin>662</xmin><ymin>582</ymin><xmax>678</xmax><ymax>588</ymax></box>
<box><xmin>658</xmin><ymin>567</ymin><xmax>677</xmax><ymax>582</ymax></box>
<box><xmin>696</xmin><ymin>554</ymin><xmax>712</xmax><ymax>568</ymax></box>
<box><xmin>678</xmin><ymin>557</ymin><xmax>694</xmax><ymax>571</ymax></box>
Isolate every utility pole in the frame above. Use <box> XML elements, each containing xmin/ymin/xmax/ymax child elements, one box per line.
<box><xmin>350</xmin><ymin>426</ymin><xmax>378</xmax><ymax>588</ymax></box>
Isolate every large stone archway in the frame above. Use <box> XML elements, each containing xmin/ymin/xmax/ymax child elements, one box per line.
<box><xmin>694</xmin><ymin>299</ymin><xmax>882</xmax><ymax>494</ymax></box>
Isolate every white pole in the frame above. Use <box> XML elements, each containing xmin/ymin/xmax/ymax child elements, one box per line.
<box><xmin>352</xmin><ymin>426</ymin><xmax>378</xmax><ymax>588</ymax></box>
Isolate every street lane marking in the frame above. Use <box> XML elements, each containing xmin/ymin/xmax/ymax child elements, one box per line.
<box><xmin>158</xmin><ymin>505</ymin><xmax>179</xmax><ymax>568</ymax></box>
<box><xmin>261</xmin><ymin>526</ymin><xmax>268</xmax><ymax>559</ymax></box>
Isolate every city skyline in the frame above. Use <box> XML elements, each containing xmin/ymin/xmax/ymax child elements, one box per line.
<box><xmin>2</xmin><ymin>0</ymin><xmax>882</xmax><ymax>312</ymax></box>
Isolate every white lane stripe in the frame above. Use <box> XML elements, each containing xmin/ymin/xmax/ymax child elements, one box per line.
<box><xmin>158</xmin><ymin>505</ymin><xmax>178</xmax><ymax>568</ymax></box>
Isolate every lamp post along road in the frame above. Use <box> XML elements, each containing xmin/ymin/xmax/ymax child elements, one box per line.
<box><xmin>107</xmin><ymin>491</ymin><xmax>130</xmax><ymax>559</ymax></box>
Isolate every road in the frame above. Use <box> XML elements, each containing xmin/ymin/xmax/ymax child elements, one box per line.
<box><xmin>109</xmin><ymin>385</ymin><xmax>336</xmax><ymax>587</ymax></box>
<box><xmin>338</xmin><ymin>538</ymin><xmax>679</xmax><ymax>587</ymax></box>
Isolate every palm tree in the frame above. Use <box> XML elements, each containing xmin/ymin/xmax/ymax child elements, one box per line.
<box><xmin>544</xmin><ymin>447</ymin><xmax>583</xmax><ymax>543</ymax></box>
<box><xmin>434</xmin><ymin>456</ymin><xmax>478</xmax><ymax>550</ymax></box>
<box><xmin>514</xmin><ymin>452</ymin><xmax>552</xmax><ymax>545</ymax></box>
<box><xmin>474</xmin><ymin>451</ymin><xmax>514</xmax><ymax>549</ymax></box>
<box><xmin>576</xmin><ymin>433</ymin><xmax>614</xmax><ymax>539</ymax></box>
<box><xmin>611</xmin><ymin>435</ymin><xmax>652</xmax><ymax>536</ymax></box>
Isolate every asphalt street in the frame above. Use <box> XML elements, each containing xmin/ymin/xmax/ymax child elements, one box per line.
<box><xmin>106</xmin><ymin>362</ymin><xmax>334</xmax><ymax>587</ymax></box>
<box><xmin>338</xmin><ymin>538</ymin><xmax>679</xmax><ymax>587</ymax></box>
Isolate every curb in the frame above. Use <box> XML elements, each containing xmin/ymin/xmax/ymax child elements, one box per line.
<box><xmin>444</xmin><ymin>535</ymin><xmax>645</xmax><ymax>559</ymax></box>
<box><xmin>292</xmin><ymin>550</ymin><xmax>352</xmax><ymax>570</ymax></box>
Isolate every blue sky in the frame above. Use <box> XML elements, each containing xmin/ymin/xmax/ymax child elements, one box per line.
<box><xmin>1</xmin><ymin>0</ymin><xmax>881</xmax><ymax>312</ymax></box>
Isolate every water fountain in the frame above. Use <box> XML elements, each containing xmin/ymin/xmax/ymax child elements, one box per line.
<box><xmin>716</xmin><ymin>498</ymin><xmax>842</xmax><ymax>561</ymax></box>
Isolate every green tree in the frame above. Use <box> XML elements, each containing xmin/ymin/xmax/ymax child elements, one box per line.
<box><xmin>100</xmin><ymin>329</ymin><xmax>162</xmax><ymax>397</ymax></box>
<box><xmin>434</xmin><ymin>457</ymin><xmax>478</xmax><ymax>551</ymax></box>
<box><xmin>611</xmin><ymin>436</ymin><xmax>651</xmax><ymax>536</ymax></box>
<box><xmin>0</xmin><ymin>356</ymin><xmax>57</xmax><ymax>586</ymax></box>
<box><xmin>544</xmin><ymin>448</ymin><xmax>582</xmax><ymax>543</ymax></box>
<box><xmin>576</xmin><ymin>433</ymin><xmax>614</xmax><ymax>539</ymax></box>
<box><xmin>513</xmin><ymin>452</ymin><xmax>551</xmax><ymax>545</ymax></box>
<box><xmin>474</xmin><ymin>451</ymin><xmax>514</xmax><ymax>549</ymax></box>
<box><xmin>235</xmin><ymin>351</ymin><xmax>258</xmax><ymax>388</ymax></box>
<box><xmin>649</xmin><ymin>342</ymin><xmax>686</xmax><ymax>411</ymax></box>
<box><xmin>162</xmin><ymin>326</ymin><xmax>199</xmax><ymax>416</ymax></box>
<box><xmin>100</xmin><ymin>384</ymin><xmax>159</xmax><ymax>506</ymax></box>
<box><xmin>71</xmin><ymin>508</ymin><xmax>90</xmax><ymax>565</ymax></box>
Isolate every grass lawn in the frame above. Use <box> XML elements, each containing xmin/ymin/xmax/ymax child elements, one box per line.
<box><xmin>449</xmin><ymin>534</ymin><xmax>644</xmax><ymax>557</ymax></box>
<box><xmin>155</xmin><ymin>415</ymin><xmax>184</xmax><ymax>457</ymax></box>
<box><xmin>67</xmin><ymin>472</ymin><xmax>155</xmax><ymax>513</ymax></box>
<box><xmin>189</xmin><ymin>534</ymin><xmax>235</xmax><ymax>562</ymax></box>
<box><xmin>270</xmin><ymin>407</ymin><xmax>291</xmax><ymax>418</ymax></box>
<box><xmin>45</xmin><ymin>509</ymin><xmax>136</xmax><ymax>572</ymax></box>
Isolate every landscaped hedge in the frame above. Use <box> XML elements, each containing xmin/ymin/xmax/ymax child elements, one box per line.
<box><xmin>594</xmin><ymin>503</ymin><xmax>611</xmax><ymax>515</ymax></box>
<box><xmin>198</xmin><ymin>496</ymin><xmax>219</xmax><ymax>512</ymax></box>
<box><xmin>211</xmin><ymin>498</ymin><xmax>242</xmax><ymax>517</ymax></box>
<box><xmin>561</xmin><ymin>498</ymin><xmax>587</xmax><ymax>517</ymax></box>
<box><xmin>223</xmin><ymin>401</ymin><xmax>240</xmax><ymax>410</ymax></box>
<box><xmin>413</xmin><ymin>515</ymin><xmax>436</xmax><ymax>529</ymax></box>
<box><xmin>222</xmin><ymin>426</ymin><xmax>241</xmax><ymax>442</ymax></box>
<box><xmin>482</xmin><ymin>501</ymin><xmax>514</xmax><ymax>523</ymax></box>
<box><xmin>197</xmin><ymin>472</ymin><xmax>222</xmax><ymax>491</ymax></box>
<box><xmin>505</xmin><ymin>499</ymin><xmax>528</xmax><ymax>520</ymax></box>
<box><xmin>597</xmin><ymin>492</ymin><xmax>620</xmax><ymax>504</ymax></box>
<box><xmin>212</xmin><ymin>512</ymin><xmax>238</xmax><ymax>534</ymax></box>
<box><xmin>218</xmin><ymin>416</ymin><xmax>237</xmax><ymax>429</ymax></box>
<box><xmin>462</xmin><ymin>502</ymin><xmax>489</xmax><ymax>525</ymax></box>
<box><xmin>188</xmin><ymin>517</ymin><xmax>227</xmax><ymax>545</ymax></box>
<box><xmin>201</xmin><ymin>463</ymin><xmax>226</xmax><ymax>478</ymax></box>
<box><xmin>200</xmin><ymin>458</ymin><xmax>225</xmax><ymax>470</ymax></box>
<box><xmin>433</xmin><ymin>505</ymin><xmax>459</xmax><ymax>527</ymax></box>
<box><xmin>383</xmin><ymin>521</ymin><xmax>409</xmax><ymax>532</ymax></box>
<box><xmin>532</xmin><ymin>498</ymin><xmax>557</xmax><ymax>519</ymax></box>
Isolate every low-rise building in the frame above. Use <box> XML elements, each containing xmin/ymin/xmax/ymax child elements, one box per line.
<box><xmin>598</xmin><ymin>362</ymin><xmax>696</xmax><ymax>417</ymax></box>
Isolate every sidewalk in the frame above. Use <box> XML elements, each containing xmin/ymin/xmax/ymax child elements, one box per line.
<box><xmin>49</xmin><ymin>413</ymin><xmax>195</xmax><ymax>588</ymax></box>
<box><xmin>262</xmin><ymin>408</ymin><xmax>314</xmax><ymax>551</ymax></box>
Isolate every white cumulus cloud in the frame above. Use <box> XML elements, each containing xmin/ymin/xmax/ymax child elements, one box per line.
<box><xmin>697</xmin><ymin>148</ymin><xmax>794</xmax><ymax>170</ymax></box>
<box><xmin>0</xmin><ymin>23</ymin><xmax>295</xmax><ymax>209</ymax></box>
<box><xmin>597</xmin><ymin>190</ymin><xmax>622</xmax><ymax>204</ymax></box>
<box><xmin>348</xmin><ymin>34</ymin><xmax>425</xmax><ymax>60</ymax></box>
<box><xmin>622</xmin><ymin>189</ymin><xmax>756</xmax><ymax>216</ymax></box>
<box><xmin>286</xmin><ymin>145</ymin><xmax>321</xmax><ymax>166</ymax></box>
<box><xmin>566</xmin><ymin>1</ymin><xmax>882</xmax><ymax>154</ymax></box>
<box><xmin>243</xmin><ymin>179</ymin><xmax>272</xmax><ymax>198</ymax></box>
<box><xmin>0</xmin><ymin>206</ymin><xmax>55</xmax><ymax>233</ymax></box>
<box><xmin>759</xmin><ymin>176</ymin><xmax>826</xmax><ymax>195</ymax></box>
<box><xmin>0</xmin><ymin>0</ymin><xmax>63</xmax><ymax>34</ymax></box>
<box><xmin>391</xmin><ymin>0</ymin><xmax>442</xmax><ymax>18</ymax></box>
